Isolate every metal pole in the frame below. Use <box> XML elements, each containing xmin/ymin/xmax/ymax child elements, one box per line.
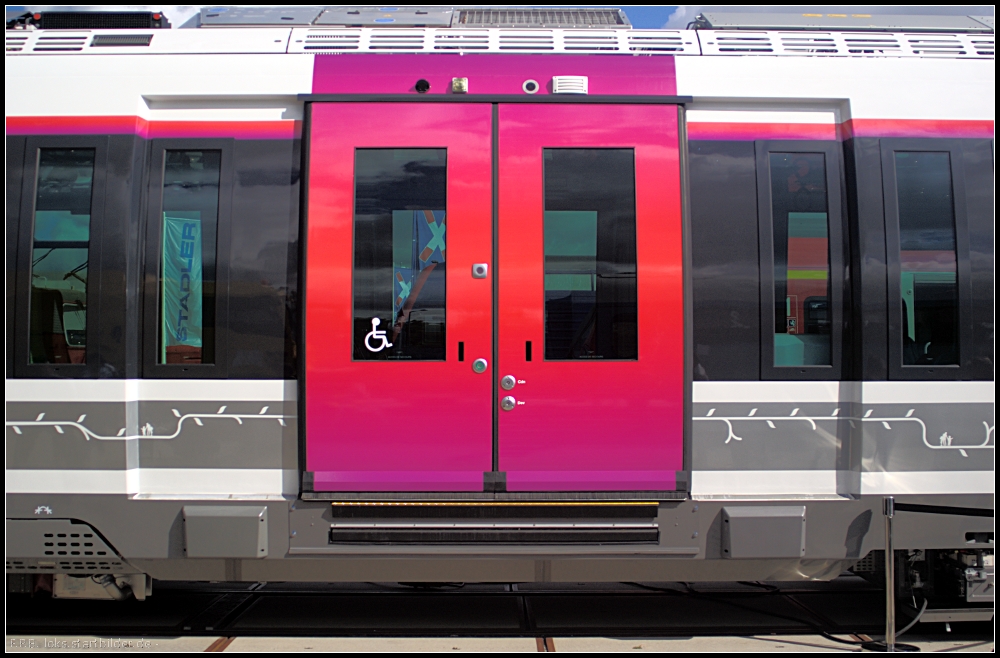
<box><xmin>884</xmin><ymin>495</ymin><xmax>895</xmax><ymax>652</ymax></box>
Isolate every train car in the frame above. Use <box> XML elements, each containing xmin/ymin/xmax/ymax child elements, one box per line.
<box><xmin>5</xmin><ymin>7</ymin><xmax>994</xmax><ymax>610</ymax></box>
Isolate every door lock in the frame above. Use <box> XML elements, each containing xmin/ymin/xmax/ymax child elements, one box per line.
<box><xmin>501</xmin><ymin>396</ymin><xmax>516</xmax><ymax>411</ymax></box>
<box><xmin>472</xmin><ymin>358</ymin><xmax>488</xmax><ymax>374</ymax></box>
<box><xmin>501</xmin><ymin>375</ymin><xmax>516</xmax><ymax>391</ymax></box>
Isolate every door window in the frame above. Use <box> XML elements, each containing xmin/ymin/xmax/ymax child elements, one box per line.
<box><xmin>543</xmin><ymin>149</ymin><xmax>637</xmax><ymax>360</ymax></box>
<box><xmin>352</xmin><ymin>149</ymin><xmax>447</xmax><ymax>361</ymax></box>
<box><xmin>157</xmin><ymin>150</ymin><xmax>221</xmax><ymax>365</ymax></box>
<box><xmin>28</xmin><ymin>148</ymin><xmax>95</xmax><ymax>365</ymax></box>
<box><xmin>893</xmin><ymin>152</ymin><xmax>958</xmax><ymax>366</ymax></box>
<box><xmin>767</xmin><ymin>152</ymin><xmax>831</xmax><ymax>367</ymax></box>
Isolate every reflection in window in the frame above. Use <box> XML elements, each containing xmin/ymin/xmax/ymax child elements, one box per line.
<box><xmin>353</xmin><ymin>149</ymin><xmax>447</xmax><ymax>361</ymax></box>
<box><xmin>159</xmin><ymin>150</ymin><xmax>220</xmax><ymax>365</ymax></box>
<box><xmin>29</xmin><ymin>149</ymin><xmax>94</xmax><ymax>365</ymax></box>
<box><xmin>544</xmin><ymin>149</ymin><xmax>637</xmax><ymax>360</ymax></box>
<box><xmin>895</xmin><ymin>152</ymin><xmax>958</xmax><ymax>365</ymax></box>
<box><xmin>769</xmin><ymin>153</ymin><xmax>831</xmax><ymax>367</ymax></box>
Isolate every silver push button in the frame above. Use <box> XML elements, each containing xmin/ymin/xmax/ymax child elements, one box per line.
<box><xmin>472</xmin><ymin>358</ymin><xmax>488</xmax><ymax>374</ymax></box>
<box><xmin>501</xmin><ymin>375</ymin><xmax>516</xmax><ymax>391</ymax></box>
<box><xmin>471</xmin><ymin>263</ymin><xmax>489</xmax><ymax>279</ymax></box>
<box><xmin>501</xmin><ymin>396</ymin><xmax>516</xmax><ymax>411</ymax></box>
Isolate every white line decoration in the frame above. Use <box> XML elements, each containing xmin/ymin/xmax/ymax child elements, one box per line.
<box><xmin>694</xmin><ymin>408</ymin><xmax>995</xmax><ymax>456</ymax></box>
<box><xmin>6</xmin><ymin>405</ymin><xmax>291</xmax><ymax>441</ymax></box>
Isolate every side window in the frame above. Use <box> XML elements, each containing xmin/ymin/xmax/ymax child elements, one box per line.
<box><xmin>881</xmin><ymin>141</ymin><xmax>974</xmax><ymax>379</ymax></box>
<box><xmin>14</xmin><ymin>138</ymin><xmax>107</xmax><ymax>378</ymax></box>
<box><xmin>143</xmin><ymin>140</ymin><xmax>232</xmax><ymax>378</ymax></box>
<box><xmin>756</xmin><ymin>142</ymin><xmax>844</xmax><ymax>380</ymax></box>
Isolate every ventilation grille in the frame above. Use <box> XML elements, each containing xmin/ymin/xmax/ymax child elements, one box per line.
<box><xmin>552</xmin><ymin>75</ymin><xmax>589</xmax><ymax>94</ymax></box>
<box><xmin>456</xmin><ymin>8</ymin><xmax>627</xmax><ymax>28</ymax></box>
<box><xmin>698</xmin><ymin>30</ymin><xmax>994</xmax><ymax>58</ymax></box>
<box><xmin>36</xmin><ymin>11</ymin><xmax>160</xmax><ymax>30</ymax></box>
<box><xmin>7</xmin><ymin>559</ymin><xmax>125</xmax><ymax>573</ymax></box>
<box><xmin>91</xmin><ymin>34</ymin><xmax>153</xmax><ymax>47</ymax></box>
<box><xmin>32</xmin><ymin>34</ymin><xmax>89</xmax><ymax>52</ymax></box>
<box><xmin>6</xmin><ymin>34</ymin><xmax>29</xmax><ymax>52</ymax></box>
<box><xmin>290</xmin><ymin>28</ymin><xmax>700</xmax><ymax>55</ymax></box>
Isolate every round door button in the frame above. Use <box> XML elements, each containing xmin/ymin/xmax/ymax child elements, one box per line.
<box><xmin>501</xmin><ymin>375</ymin><xmax>516</xmax><ymax>391</ymax></box>
<box><xmin>472</xmin><ymin>358</ymin><xmax>488</xmax><ymax>374</ymax></box>
<box><xmin>501</xmin><ymin>396</ymin><xmax>516</xmax><ymax>411</ymax></box>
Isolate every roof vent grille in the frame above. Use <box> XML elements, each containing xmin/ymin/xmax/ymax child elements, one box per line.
<box><xmin>704</xmin><ymin>32</ymin><xmax>775</xmax><ymax>53</ymax></box>
<box><xmin>457</xmin><ymin>8</ymin><xmax>628</xmax><ymax>28</ymax></box>
<box><xmin>91</xmin><ymin>34</ymin><xmax>153</xmax><ymax>47</ymax></box>
<box><xmin>843</xmin><ymin>34</ymin><xmax>903</xmax><ymax>55</ymax></box>
<box><xmin>433</xmin><ymin>30</ymin><xmax>490</xmax><ymax>51</ymax></box>
<box><xmin>968</xmin><ymin>35</ymin><xmax>994</xmax><ymax>57</ymax></box>
<box><xmin>563</xmin><ymin>30</ymin><xmax>619</xmax><ymax>52</ymax></box>
<box><xmin>498</xmin><ymin>31</ymin><xmax>555</xmax><ymax>51</ymax></box>
<box><xmin>778</xmin><ymin>33</ymin><xmax>839</xmax><ymax>54</ymax></box>
<box><xmin>5</xmin><ymin>34</ymin><xmax>29</xmax><ymax>52</ymax></box>
<box><xmin>32</xmin><ymin>34</ymin><xmax>89</xmax><ymax>52</ymax></box>
<box><xmin>302</xmin><ymin>29</ymin><xmax>362</xmax><ymax>51</ymax></box>
<box><xmin>906</xmin><ymin>34</ymin><xmax>967</xmax><ymax>56</ymax></box>
<box><xmin>368</xmin><ymin>29</ymin><xmax>426</xmax><ymax>50</ymax></box>
<box><xmin>35</xmin><ymin>11</ymin><xmax>166</xmax><ymax>30</ymax></box>
<box><xmin>627</xmin><ymin>31</ymin><xmax>690</xmax><ymax>52</ymax></box>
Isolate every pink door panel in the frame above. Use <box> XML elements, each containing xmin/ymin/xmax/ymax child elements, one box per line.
<box><xmin>497</xmin><ymin>104</ymin><xmax>685</xmax><ymax>491</ymax></box>
<box><xmin>305</xmin><ymin>103</ymin><xmax>493</xmax><ymax>491</ymax></box>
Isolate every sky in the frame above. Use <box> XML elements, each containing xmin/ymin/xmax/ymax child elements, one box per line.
<box><xmin>6</xmin><ymin>5</ymin><xmax>996</xmax><ymax>29</ymax></box>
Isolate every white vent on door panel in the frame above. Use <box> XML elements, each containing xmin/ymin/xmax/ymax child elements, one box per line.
<box><xmin>301</xmin><ymin>29</ymin><xmax>362</xmax><ymax>50</ymax></box>
<box><xmin>433</xmin><ymin>30</ymin><xmax>489</xmax><ymax>50</ymax></box>
<box><xmin>32</xmin><ymin>33</ymin><xmax>89</xmax><ymax>52</ymax></box>
<box><xmin>368</xmin><ymin>29</ymin><xmax>425</xmax><ymax>50</ymax></box>
<box><xmin>498</xmin><ymin>31</ymin><xmax>554</xmax><ymax>51</ymax></box>
<box><xmin>552</xmin><ymin>75</ymin><xmax>588</xmax><ymax>94</ymax></box>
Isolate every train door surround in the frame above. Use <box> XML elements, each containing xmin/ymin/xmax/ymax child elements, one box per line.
<box><xmin>303</xmin><ymin>101</ymin><xmax>686</xmax><ymax>495</ymax></box>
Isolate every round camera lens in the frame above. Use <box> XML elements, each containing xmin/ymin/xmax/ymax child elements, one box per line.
<box><xmin>415</xmin><ymin>79</ymin><xmax>430</xmax><ymax>93</ymax></box>
<box><xmin>522</xmin><ymin>79</ymin><xmax>539</xmax><ymax>94</ymax></box>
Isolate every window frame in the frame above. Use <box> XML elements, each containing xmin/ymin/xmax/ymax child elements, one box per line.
<box><xmin>13</xmin><ymin>136</ymin><xmax>109</xmax><ymax>379</ymax></box>
<box><xmin>755</xmin><ymin>140</ymin><xmax>846</xmax><ymax>381</ymax></box>
<box><xmin>142</xmin><ymin>139</ymin><xmax>234</xmax><ymax>379</ymax></box>
<box><xmin>880</xmin><ymin>139</ymin><xmax>974</xmax><ymax>380</ymax></box>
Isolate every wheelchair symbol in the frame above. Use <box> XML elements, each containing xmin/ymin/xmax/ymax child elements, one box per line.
<box><xmin>364</xmin><ymin>318</ymin><xmax>393</xmax><ymax>352</ymax></box>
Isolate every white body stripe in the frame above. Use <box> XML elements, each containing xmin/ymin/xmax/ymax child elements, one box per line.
<box><xmin>862</xmin><ymin>381</ymin><xmax>995</xmax><ymax>404</ymax></box>
<box><xmin>675</xmin><ymin>56</ymin><xmax>994</xmax><ymax>121</ymax></box>
<box><xmin>6</xmin><ymin>469</ymin><xmax>297</xmax><ymax>498</ymax></box>
<box><xmin>694</xmin><ymin>381</ymin><xmax>996</xmax><ymax>405</ymax></box>
<box><xmin>861</xmin><ymin>471</ymin><xmax>995</xmax><ymax>495</ymax></box>
<box><xmin>5</xmin><ymin>53</ymin><xmax>315</xmax><ymax>118</ymax></box>
<box><xmin>693</xmin><ymin>470</ymin><xmax>839</xmax><ymax>497</ymax></box>
<box><xmin>5</xmin><ymin>379</ymin><xmax>296</xmax><ymax>402</ymax></box>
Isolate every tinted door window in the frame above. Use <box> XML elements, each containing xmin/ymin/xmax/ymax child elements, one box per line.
<box><xmin>352</xmin><ymin>149</ymin><xmax>447</xmax><ymax>361</ymax></box>
<box><xmin>543</xmin><ymin>149</ymin><xmax>637</xmax><ymax>360</ymax></box>
<box><xmin>768</xmin><ymin>153</ymin><xmax>831</xmax><ymax>367</ymax></box>
<box><xmin>894</xmin><ymin>152</ymin><xmax>958</xmax><ymax>365</ymax></box>
<box><xmin>29</xmin><ymin>149</ymin><xmax>95</xmax><ymax>365</ymax></box>
<box><xmin>158</xmin><ymin>150</ymin><xmax>221</xmax><ymax>365</ymax></box>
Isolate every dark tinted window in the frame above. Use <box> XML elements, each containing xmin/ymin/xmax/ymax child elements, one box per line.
<box><xmin>894</xmin><ymin>152</ymin><xmax>958</xmax><ymax>365</ymax></box>
<box><xmin>158</xmin><ymin>150</ymin><xmax>221</xmax><ymax>365</ymax></box>
<box><xmin>543</xmin><ymin>149</ymin><xmax>637</xmax><ymax>361</ymax></box>
<box><xmin>768</xmin><ymin>153</ymin><xmax>831</xmax><ymax>367</ymax></box>
<box><xmin>29</xmin><ymin>149</ymin><xmax>94</xmax><ymax>365</ymax></box>
<box><xmin>352</xmin><ymin>149</ymin><xmax>447</xmax><ymax>361</ymax></box>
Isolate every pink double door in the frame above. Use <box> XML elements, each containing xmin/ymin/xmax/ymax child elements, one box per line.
<box><xmin>305</xmin><ymin>102</ymin><xmax>684</xmax><ymax>493</ymax></box>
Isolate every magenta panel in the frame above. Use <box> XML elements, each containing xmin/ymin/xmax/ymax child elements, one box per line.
<box><xmin>496</xmin><ymin>104</ymin><xmax>685</xmax><ymax>492</ymax></box>
<box><xmin>312</xmin><ymin>54</ymin><xmax>676</xmax><ymax>96</ymax></box>
<box><xmin>304</xmin><ymin>103</ymin><xmax>493</xmax><ymax>492</ymax></box>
